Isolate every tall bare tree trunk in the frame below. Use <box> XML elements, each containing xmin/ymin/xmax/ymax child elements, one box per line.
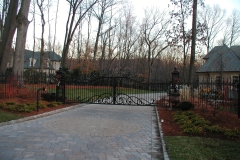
<box><xmin>0</xmin><ymin>0</ymin><xmax>18</xmax><ymax>72</ymax></box>
<box><xmin>52</xmin><ymin>0</ymin><xmax>59</xmax><ymax>53</ymax></box>
<box><xmin>32</xmin><ymin>0</ymin><xmax>36</xmax><ymax>69</ymax></box>
<box><xmin>37</xmin><ymin>0</ymin><xmax>46</xmax><ymax>72</ymax></box>
<box><xmin>93</xmin><ymin>12</ymin><xmax>103</xmax><ymax>68</ymax></box>
<box><xmin>188</xmin><ymin>0</ymin><xmax>197</xmax><ymax>84</ymax></box>
<box><xmin>12</xmin><ymin>0</ymin><xmax>31</xmax><ymax>76</ymax></box>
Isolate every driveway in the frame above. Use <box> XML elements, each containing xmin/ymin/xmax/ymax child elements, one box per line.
<box><xmin>0</xmin><ymin>104</ymin><xmax>163</xmax><ymax>160</ymax></box>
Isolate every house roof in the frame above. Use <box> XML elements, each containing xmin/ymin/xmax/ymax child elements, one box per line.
<box><xmin>230</xmin><ymin>45</ymin><xmax>240</xmax><ymax>59</ymax></box>
<box><xmin>196</xmin><ymin>45</ymin><xmax>240</xmax><ymax>73</ymax></box>
<box><xmin>203</xmin><ymin>46</ymin><xmax>223</xmax><ymax>59</ymax></box>
<box><xmin>24</xmin><ymin>50</ymin><xmax>61</xmax><ymax>69</ymax></box>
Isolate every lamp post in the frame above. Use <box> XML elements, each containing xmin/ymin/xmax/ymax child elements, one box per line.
<box><xmin>170</xmin><ymin>67</ymin><xmax>180</xmax><ymax>108</ymax></box>
<box><xmin>56</xmin><ymin>67</ymin><xmax>66</xmax><ymax>103</ymax></box>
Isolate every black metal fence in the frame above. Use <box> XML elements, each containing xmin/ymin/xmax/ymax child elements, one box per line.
<box><xmin>0</xmin><ymin>72</ymin><xmax>56</xmax><ymax>99</ymax></box>
<box><xmin>0</xmin><ymin>69</ymin><xmax>239</xmax><ymax>117</ymax></box>
<box><xmin>63</xmin><ymin>76</ymin><xmax>169</xmax><ymax>105</ymax></box>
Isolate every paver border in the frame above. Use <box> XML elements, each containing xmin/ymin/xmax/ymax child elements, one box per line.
<box><xmin>155</xmin><ymin>106</ymin><xmax>170</xmax><ymax>160</ymax></box>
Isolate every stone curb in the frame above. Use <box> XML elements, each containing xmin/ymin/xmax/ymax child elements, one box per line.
<box><xmin>0</xmin><ymin>103</ymin><xmax>85</xmax><ymax>127</ymax></box>
<box><xmin>154</xmin><ymin>106</ymin><xmax>170</xmax><ymax>160</ymax></box>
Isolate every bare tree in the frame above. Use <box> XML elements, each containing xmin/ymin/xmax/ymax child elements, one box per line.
<box><xmin>46</xmin><ymin>0</ymin><xmax>52</xmax><ymax>51</ymax></box>
<box><xmin>224</xmin><ymin>10</ymin><xmax>240</xmax><ymax>46</ymax></box>
<box><xmin>12</xmin><ymin>0</ymin><xmax>32</xmax><ymax>76</ymax></box>
<box><xmin>84</xmin><ymin>9</ymin><xmax>93</xmax><ymax>63</ymax></box>
<box><xmin>100</xmin><ymin>4</ymin><xmax>119</xmax><ymax>72</ymax></box>
<box><xmin>117</xmin><ymin>5</ymin><xmax>138</xmax><ymax>72</ymax></box>
<box><xmin>36</xmin><ymin>0</ymin><xmax>46</xmax><ymax>72</ymax></box>
<box><xmin>92</xmin><ymin>0</ymin><xmax>119</xmax><ymax>68</ymax></box>
<box><xmin>142</xmin><ymin>8</ymin><xmax>171</xmax><ymax>83</ymax></box>
<box><xmin>198</xmin><ymin>4</ymin><xmax>226</xmax><ymax>52</ymax></box>
<box><xmin>0</xmin><ymin>0</ymin><xmax>18</xmax><ymax>72</ymax></box>
<box><xmin>61</xmin><ymin>0</ymin><xmax>98</xmax><ymax>68</ymax></box>
<box><xmin>169</xmin><ymin>0</ymin><xmax>199</xmax><ymax>82</ymax></box>
<box><xmin>76</xmin><ymin>18</ymin><xmax>83</xmax><ymax>63</ymax></box>
<box><xmin>52</xmin><ymin>0</ymin><xmax>59</xmax><ymax>54</ymax></box>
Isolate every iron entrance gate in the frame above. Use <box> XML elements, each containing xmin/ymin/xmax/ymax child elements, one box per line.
<box><xmin>59</xmin><ymin>76</ymin><xmax>168</xmax><ymax>106</ymax></box>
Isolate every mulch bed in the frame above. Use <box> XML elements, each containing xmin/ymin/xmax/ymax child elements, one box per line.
<box><xmin>157</xmin><ymin>104</ymin><xmax>240</xmax><ymax>140</ymax></box>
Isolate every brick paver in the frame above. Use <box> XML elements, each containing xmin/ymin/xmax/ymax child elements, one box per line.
<box><xmin>0</xmin><ymin>104</ymin><xmax>163</xmax><ymax>160</ymax></box>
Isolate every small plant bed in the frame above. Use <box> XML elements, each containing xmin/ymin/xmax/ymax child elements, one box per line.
<box><xmin>173</xmin><ymin>111</ymin><xmax>240</xmax><ymax>138</ymax></box>
<box><xmin>0</xmin><ymin>98</ymin><xmax>73</xmax><ymax>118</ymax></box>
<box><xmin>157</xmin><ymin>101</ymin><xmax>240</xmax><ymax>140</ymax></box>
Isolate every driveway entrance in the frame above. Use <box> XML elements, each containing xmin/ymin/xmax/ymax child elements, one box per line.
<box><xmin>0</xmin><ymin>104</ymin><xmax>163</xmax><ymax>160</ymax></box>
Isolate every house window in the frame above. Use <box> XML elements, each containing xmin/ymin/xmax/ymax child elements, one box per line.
<box><xmin>215</xmin><ymin>76</ymin><xmax>222</xmax><ymax>83</ymax></box>
<box><xmin>44</xmin><ymin>58</ymin><xmax>50</xmax><ymax>68</ymax></box>
<box><xmin>232</xmin><ymin>76</ymin><xmax>239</xmax><ymax>88</ymax></box>
<box><xmin>232</xmin><ymin>76</ymin><xmax>238</xmax><ymax>83</ymax></box>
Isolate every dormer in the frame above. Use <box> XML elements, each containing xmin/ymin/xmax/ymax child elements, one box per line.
<box><xmin>29</xmin><ymin>57</ymin><xmax>37</xmax><ymax>67</ymax></box>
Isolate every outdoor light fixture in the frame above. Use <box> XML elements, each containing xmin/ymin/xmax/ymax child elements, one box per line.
<box><xmin>170</xmin><ymin>67</ymin><xmax>180</xmax><ymax>108</ymax></box>
<box><xmin>37</xmin><ymin>87</ymin><xmax>46</xmax><ymax>112</ymax></box>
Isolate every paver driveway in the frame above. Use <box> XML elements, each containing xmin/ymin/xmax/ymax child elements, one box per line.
<box><xmin>0</xmin><ymin>104</ymin><xmax>163</xmax><ymax>160</ymax></box>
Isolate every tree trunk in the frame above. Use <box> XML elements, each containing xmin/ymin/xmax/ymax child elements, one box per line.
<box><xmin>61</xmin><ymin>0</ymin><xmax>98</xmax><ymax>68</ymax></box>
<box><xmin>188</xmin><ymin>0</ymin><xmax>197</xmax><ymax>84</ymax></box>
<box><xmin>13</xmin><ymin>0</ymin><xmax>31</xmax><ymax>76</ymax></box>
<box><xmin>93</xmin><ymin>15</ymin><xmax>103</xmax><ymax>68</ymax></box>
<box><xmin>0</xmin><ymin>0</ymin><xmax>18</xmax><ymax>73</ymax></box>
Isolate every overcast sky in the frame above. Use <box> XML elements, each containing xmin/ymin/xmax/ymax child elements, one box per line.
<box><xmin>130</xmin><ymin>0</ymin><xmax>240</xmax><ymax>16</ymax></box>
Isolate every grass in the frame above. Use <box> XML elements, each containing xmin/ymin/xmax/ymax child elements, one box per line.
<box><xmin>46</xmin><ymin>87</ymin><xmax>161</xmax><ymax>102</ymax></box>
<box><xmin>0</xmin><ymin>111</ymin><xmax>23</xmax><ymax>123</ymax></box>
<box><xmin>165</xmin><ymin>136</ymin><xmax>240</xmax><ymax>160</ymax></box>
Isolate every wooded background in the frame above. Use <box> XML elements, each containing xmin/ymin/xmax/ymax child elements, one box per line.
<box><xmin>0</xmin><ymin>0</ymin><xmax>239</xmax><ymax>83</ymax></box>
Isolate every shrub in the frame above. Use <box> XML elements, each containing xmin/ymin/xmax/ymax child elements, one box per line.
<box><xmin>41</xmin><ymin>93</ymin><xmax>56</xmax><ymax>102</ymax></box>
<box><xmin>183</xmin><ymin>126</ymin><xmax>203</xmax><ymax>135</ymax></box>
<box><xmin>1</xmin><ymin>101</ymin><xmax>46</xmax><ymax>112</ymax></box>
<box><xmin>20</xmin><ymin>104</ymin><xmax>34</xmax><ymax>112</ymax></box>
<box><xmin>178</xmin><ymin>101</ymin><xmax>194</xmax><ymax>111</ymax></box>
<box><xmin>3</xmin><ymin>104</ymin><xmax>35</xmax><ymax>113</ymax></box>
<box><xmin>191</xmin><ymin>116</ymin><xmax>210</xmax><ymax>127</ymax></box>
<box><xmin>173</xmin><ymin>110</ymin><xmax>240</xmax><ymax>137</ymax></box>
<box><xmin>223</xmin><ymin>128</ymin><xmax>240</xmax><ymax>138</ymax></box>
<box><xmin>36</xmin><ymin>101</ymin><xmax>47</xmax><ymax>109</ymax></box>
<box><xmin>204</xmin><ymin>125</ymin><xmax>223</xmax><ymax>133</ymax></box>
<box><xmin>4</xmin><ymin>102</ymin><xmax>16</xmax><ymax>105</ymax></box>
<box><xmin>47</xmin><ymin>102</ymin><xmax>62</xmax><ymax>107</ymax></box>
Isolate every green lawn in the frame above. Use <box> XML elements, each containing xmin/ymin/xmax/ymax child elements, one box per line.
<box><xmin>46</xmin><ymin>87</ymin><xmax>161</xmax><ymax>102</ymax></box>
<box><xmin>165</xmin><ymin>136</ymin><xmax>240</xmax><ymax>160</ymax></box>
<box><xmin>0</xmin><ymin>111</ymin><xmax>23</xmax><ymax>123</ymax></box>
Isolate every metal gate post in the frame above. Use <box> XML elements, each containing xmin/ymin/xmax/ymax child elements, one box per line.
<box><xmin>113</xmin><ymin>77</ymin><xmax>117</xmax><ymax>104</ymax></box>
